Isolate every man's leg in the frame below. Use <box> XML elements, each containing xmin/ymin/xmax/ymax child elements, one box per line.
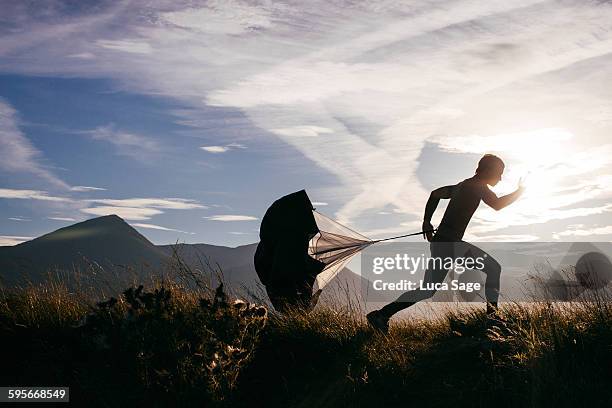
<box><xmin>367</xmin><ymin>241</ymin><xmax>451</xmax><ymax>330</ymax></box>
<box><xmin>377</xmin><ymin>261</ymin><xmax>449</xmax><ymax>318</ymax></box>
<box><xmin>461</xmin><ymin>242</ymin><xmax>501</xmax><ymax>314</ymax></box>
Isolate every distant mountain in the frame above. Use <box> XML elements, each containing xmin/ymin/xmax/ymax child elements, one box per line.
<box><xmin>157</xmin><ymin>243</ymin><xmax>371</xmax><ymax>305</ymax></box>
<box><xmin>317</xmin><ymin>267</ymin><xmax>373</xmax><ymax>311</ymax></box>
<box><xmin>0</xmin><ymin>215</ymin><xmax>371</xmax><ymax>307</ymax></box>
<box><xmin>0</xmin><ymin>215</ymin><xmax>168</xmax><ymax>286</ymax></box>
<box><xmin>158</xmin><ymin>243</ymin><xmax>262</xmax><ymax>292</ymax></box>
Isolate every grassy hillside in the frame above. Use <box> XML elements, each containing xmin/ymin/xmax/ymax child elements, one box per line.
<box><xmin>1</xmin><ymin>278</ymin><xmax>611</xmax><ymax>407</ymax></box>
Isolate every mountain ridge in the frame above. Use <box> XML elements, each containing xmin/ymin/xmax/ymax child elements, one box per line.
<box><xmin>0</xmin><ymin>215</ymin><xmax>369</xmax><ymax>307</ymax></box>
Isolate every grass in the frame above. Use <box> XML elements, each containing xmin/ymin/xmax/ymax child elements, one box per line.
<box><xmin>1</xmin><ymin>274</ymin><xmax>611</xmax><ymax>407</ymax></box>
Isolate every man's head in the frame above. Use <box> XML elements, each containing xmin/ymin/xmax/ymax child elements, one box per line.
<box><xmin>476</xmin><ymin>154</ymin><xmax>504</xmax><ymax>186</ymax></box>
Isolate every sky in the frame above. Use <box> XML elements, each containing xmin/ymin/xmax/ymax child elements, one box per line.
<box><xmin>1</xmin><ymin>0</ymin><xmax>612</xmax><ymax>247</ymax></box>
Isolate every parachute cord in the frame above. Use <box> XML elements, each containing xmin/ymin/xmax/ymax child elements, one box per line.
<box><xmin>373</xmin><ymin>229</ymin><xmax>437</xmax><ymax>243</ymax></box>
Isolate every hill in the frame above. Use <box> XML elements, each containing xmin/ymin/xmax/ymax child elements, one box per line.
<box><xmin>158</xmin><ymin>242</ymin><xmax>262</xmax><ymax>291</ymax></box>
<box><xmin>0</xmin><ymin>215</ymin><xmax>168</xmax><ymax>286</ymax></box>
<box><xmin>158</xmin><ymin>242</ymin><xmax>371</xmax><ymax>306</ymax></box>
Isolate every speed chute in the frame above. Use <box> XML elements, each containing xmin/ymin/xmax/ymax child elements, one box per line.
<box><xmin>254</xmin><ymin>190</ymin><xmax>325</xmax><ymax>310</ymax></box>
<box><xmin>255</xmin><ymin>190</ymin><xmax>424</xmax><ymax>311</ymax></box>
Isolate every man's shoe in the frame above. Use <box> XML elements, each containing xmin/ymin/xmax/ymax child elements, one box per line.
<box><xmin>366</xmin><ymin>310</ymin><xmax>389</xmax><ymax>334</ymax></box>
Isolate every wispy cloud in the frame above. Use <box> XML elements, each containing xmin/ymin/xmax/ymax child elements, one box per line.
<box><xmin>84</xmin><ymin>125</ymin><xmax>161</xmax><ymax>161</ymax></box>
<box><xmin>161</xmin><ymin>2</ymin><xmax>275</xmax><ymax>35</ymax></box>
<box><xmin>0</xmin><ymin>188</ymin><xmax>71</xmax><ymax>202</ymax></box>
<box><xmin>81</xmin><ymin>206</ymin><xmax>163</xmax><ymax>221</ymax></box>
<box><xmin>272</xmin><ymin>126</ymin><xmax>333</xmax><ymax>138</ymax></box>
<box><xmin>0</xmin><ymin>187</ymin><xmax>205</xmax><ymax>222</ymax></box>
<box><xmin>0</xmin><ymin>235</ymin><xmax>33</xmax><ymax>246</ymax></box>
<box><xmin>0</xmin><ymin>99</ymin><xmax>70</xmax><ymax>189</ymax></box>
<box><xmin>201</xmin><ymin>146</ymin><xmax>229</xmax><ymax>153</ymax></box>
<box><xmin>469</xmin><ymin>204</ymin><xmax>612</xmax><ymax>238</ymax></box>
<box><xmin>48</xmin><ymin>216</ymin><xmax>77</xmax><ymax>222</ymax></box>
<box><xmin>553</xmin><ymin>225</ymin><xmax>612</xmax><ymax>240</ymax></box>
<box><xmin>131</xmin><ymin>223</ymin><xmax>194</xmax><ymax>234</ymax></box>
<box><xmin>470</xmin><ymin>234</ymin><xmax>540</xmax><ymax>242</ymax></box>
<box><xmin>82</xmin><ymin>197</ymin><xmax>206</xmax><ymax>220</ymax></box>
<box><xmin>8</xmin><ymin>216</ymin><xmax>30</xmax><ymax>222</ymax></box>
<box><xmin>200</xmin><ymin>143</ymin><xmax>246</xmax><ymax>153</ymax></box>
<box><xmin>67</xmin><ymin>52</ymin><xmax>95</xmax><ymax>60</ymax></box>
<box><xmin>361</xmin><ymin>220</ymin><xmax>422</xmax><ymax>240</ymax></box>
<box><xmin>96</xmin><ymin>39</ymin><xmax>152</xmax><ymax>54</ymax></box>
<box><xmin>70</xmin><ymin>186</ymin><xmax>107</xmax><ymax>192</ymax></box>
<box><xmin>86</xmin><ymin>197</ymin><xmax>205</xmax><ymax>210</ymax></box>
<box><xmin>204</xmin><ymin>215</ymin><xmax>258</xmax><ymax>222</ymax></box>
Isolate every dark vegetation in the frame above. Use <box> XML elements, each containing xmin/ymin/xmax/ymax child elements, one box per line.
<box><xmin>1</xmin><ymin>264</ymin><xmax>611</xmax><ymax>407</ymax></box>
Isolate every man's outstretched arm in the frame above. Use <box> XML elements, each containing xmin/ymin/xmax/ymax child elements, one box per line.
<box><xmin>482</xmin><ymin>181</ymin><xmax>525</xmax><ymax>211</ymax></box>
<box><xmin>422</xmin><ymin>185</ymin><xmax>455</xmax><ymax>240</ymax></box>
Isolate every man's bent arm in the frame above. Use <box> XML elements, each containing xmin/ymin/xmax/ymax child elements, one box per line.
<box><xmin>483</xmin><ymin>187</ymin><xmax>524</xmax><ymax>211</ymax></box>
<box><xmin>424</xmin><ymin>185</ymin><xmax>455</xmax><ymax>222</ymax></box>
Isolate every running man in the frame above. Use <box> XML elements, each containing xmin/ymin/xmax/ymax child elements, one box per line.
<box><xmin>367</xmin><ymin>154</ymin><xmax>525</xmax><ymax>333</ymax></box>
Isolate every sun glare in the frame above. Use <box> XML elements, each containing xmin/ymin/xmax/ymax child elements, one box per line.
<box><xmin>476</xmin><ymin>128</ymin><xmax>577</xmax><ymax>234</ymax></box>
<box><xmin>494</xmin><ymin>128</ymin><xmax>572</xmax><ymax>197</ymax></box>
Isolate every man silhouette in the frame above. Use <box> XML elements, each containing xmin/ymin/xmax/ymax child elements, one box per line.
<box><xmin>367</xmin><ymin>154</ymin><xmax>525</xmax><ymax>333</ymax></box>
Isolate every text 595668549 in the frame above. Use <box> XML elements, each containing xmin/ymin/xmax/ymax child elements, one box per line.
<box><xmin>1</xmin><ymin>387</ymin><xmax>69</xmax><ymax>402</ymax></box>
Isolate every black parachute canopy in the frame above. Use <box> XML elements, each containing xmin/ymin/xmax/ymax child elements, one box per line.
<box><xmin>254</xmin><ymin>190</ymin><xmax>373</xmax><ymax>310</ymax></box>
